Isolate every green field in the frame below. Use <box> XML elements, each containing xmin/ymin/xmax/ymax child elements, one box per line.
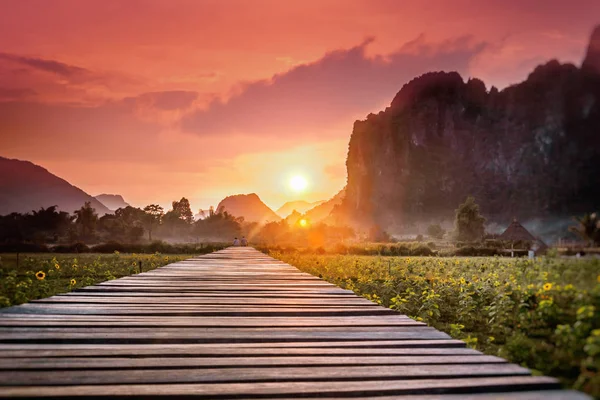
<box><xmin>270</xmin><ymin>251</ymin><xmax>600</xmax><ymax>397</ymax></box>
<box><xmin>0</xmin><ymin>252</ymin><xmax>191</xmax><ymax>307</ymax></box>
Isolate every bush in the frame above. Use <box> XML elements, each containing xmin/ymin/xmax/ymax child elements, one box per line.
<box><xmin>52</xmin><ymin>243</ymin><xmax>90</xmax><ymax>253</ymax></box>
<box><xmin>427</xmin><ymin>224</ymin><xmax>446</xmax><ymax>240</ymax></box>
<box><xmin>454</xmin><ymin>246</ymin><xmax>500</xmax><ymax>257</ymax></box>
<box><xmin>411</xmin><ymin>245</ymin><xmax>435</xmax><ymax>256</ymax></box>
<box><xmin>0</xmin><ymin>243</ymin><xmax>50</xmax><ymax>253</ymax></box>
<box><xmin>92</xmin><ymin>241</ymin><xmax>126</xmax><ymax>253</ymax></box>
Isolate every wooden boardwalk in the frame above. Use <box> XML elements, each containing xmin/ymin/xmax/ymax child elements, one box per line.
<box><xmin>0</xmin><ymin>247</ymin><xmax>589</xmax><ymax>399</ymax></box>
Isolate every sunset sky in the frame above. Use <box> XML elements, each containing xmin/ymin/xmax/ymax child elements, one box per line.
<box><xmin>1</xmin><ymin>0</ymin><xmax>598</xmax><ymax>212</ymax></box>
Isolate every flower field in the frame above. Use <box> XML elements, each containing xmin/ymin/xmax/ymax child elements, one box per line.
<box><xmin>271</xmin><ymin>251</ymin><xmax>600</xmax><ymax>397</ymax></box>
<box><xmin>0</xmin><ymin>252</ymin><xmax>190</xmax><ymax>307</ymax></box>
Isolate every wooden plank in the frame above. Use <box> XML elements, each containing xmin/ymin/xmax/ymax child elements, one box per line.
<box><xmin>270</xmin><ymin>391</ymin><xmax>591</xmax><ymax>400</ymax></box>
<box><xmin>0</xmin><ymin>321</ymin><xmax>426</xmax><ymax>328</ymax></box>
<box><xmin>0</xmin><ymin>364</ymin><xmax>533</xmax><ymax>386</ymax></box>
<box><xmin>0</xmin><ymin>307</ymin><xmax>398</xmax><ymax>317</ymax></box>
<box><xmin>0</xmin><ymin>327</ymin><xmax>451</xmax><ymax>343</ymax></box>
<box><xmin>29</xmin><ymin>297</ymin><xmax>378</xmax><ymax>306</ymax></box>
<box><xmin>0</xmin><ymin>376</ymin><xmax>562</xmax><ymax>398</ymax></box>
<box><xmin>0</xmin><ymin>342</ymin><xmax>473</xmax><ymax>358</ymax></box>
<box><xmin>0</xmin><ymin>355</ymin><xmax>509</xmax><ymax>370</ymax></box>
<box><xmin>0</xmin><ymin>319</ymin><xmax>426</xmax><ymax>328</ymax></box>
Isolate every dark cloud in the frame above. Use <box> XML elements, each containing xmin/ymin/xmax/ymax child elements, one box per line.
<box><xmin>0</xmin><ymin>52</ymin><xmax>89</xmax><ymax>78</ymax></box>
<box><xmin>182</xmin><ymin>36</ymin><xmax>486</xmax><ymax>138</ymax></box>
<box><xmin>0</xmin><ymin>87</ymin><xmax>36</xmax><ymax>101</ymax></box>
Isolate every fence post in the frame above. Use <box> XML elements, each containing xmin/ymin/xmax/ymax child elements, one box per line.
<box><xmin>138</xmin><ymin>260</ymin><xmax>142</xmax><ymax>274</ymax></box>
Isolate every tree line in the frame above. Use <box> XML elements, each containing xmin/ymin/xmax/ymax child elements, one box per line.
<box><xmin>0</xmin><ymin>197</ymin><xmax>244</xmax><ymax>245</ymax></box>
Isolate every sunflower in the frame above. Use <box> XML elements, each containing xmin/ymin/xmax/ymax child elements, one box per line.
<box><xmin>35</xmin><ymin>271</ymin><xmax>46</xmax><ymax>280</ymax></box>
<box><xmin>543</xmin><ymin>283</ymin><xmax>553</xmax><ymax>291</ymax></box>
<box><xmin>70</xmin><ymin>279</ymin><xmax>76</xmax><ymax>286</ymax></box>
<box><xmin>54</xmin><ymin>263</ymin><xmax>60</xmax><ymax>270</ymax></box>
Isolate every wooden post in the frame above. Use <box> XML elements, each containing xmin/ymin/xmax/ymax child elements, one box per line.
<box><xmin>388</xmin><ymin>260</ymin><xmax>392</xmax><ymax>275</ymax></box>
<box><xmin>138</xmin><ymin>260</ymin><xmax>142</xmax><ymax>274</ymax></box>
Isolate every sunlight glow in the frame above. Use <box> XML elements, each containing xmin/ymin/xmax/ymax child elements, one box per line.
<box><xmin>299</xmin><ymin>219</ymin><xmax>308</xmax><ymax>227</ymax></box>
<box><xmin>289</xmin><ymin>175</ymin><xmax>308</xmax><ymax>192</ymax></box>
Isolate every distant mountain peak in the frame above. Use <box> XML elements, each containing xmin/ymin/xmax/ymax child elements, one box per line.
<box><xmin>276</xmin><ymin>200</ymin><xmax>325</xmax><ymax>218</ymax></box>
<box><xmin>0</xmin><ymin>157</ymin><xmax>110</xmax><ymax>216</ymax></box>
<box><xmin>94</xmin><ymin>194</ymin><xmax>130</xmax><ymax>212</ymax></box>
<box><xmin>216</xmin><ymin>193</ymin><xmax>280</xmax><ymax>223</ymax></box>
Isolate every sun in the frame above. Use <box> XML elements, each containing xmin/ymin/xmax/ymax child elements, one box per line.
<box><xmin>289</xmin><ymin>175</ymin><xmax>308</xmax><ymax>192</ymax></box>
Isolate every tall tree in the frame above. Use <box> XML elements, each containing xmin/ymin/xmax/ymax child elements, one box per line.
<box><xmin>427</xmin><ymin>223</ymin><xmax>446</xmax><ymax>240</ymax></box>
<box><xmin>194</xmin><ymin>209</ymin><xmax>242</xmax><ymax>241</ymax></box>
<box><xmin>570</xmin><ymin>213</ymin><xmax>600</xmax><ymax>246</ymax></box>
<box><xmin>143</xmin><ymin>204</ymin><xmax>164</xmax><ymax>241</ymax></box>
<box><xmin>74</xmin><ymin>202</ymin><xmax>98</xmax><ymax>241</ymax></box>
<box><xmin>97</xmin><ymin>206</ymin><xmax>146</xmax><ymax>243</ymax></box>
<box><xmin>454</xmin><ymin>196</ymin><xmax>486</xmax><ymax>242</ymax></box>
<box><xmin>28</xmin><ymin>206</ymin><xmax>74</xmax><ymax>241</ymax></box>
<box><xmin>172</xmin><ymin>197</ymin><xmax>194</xmax><ymax>224</ymax></box>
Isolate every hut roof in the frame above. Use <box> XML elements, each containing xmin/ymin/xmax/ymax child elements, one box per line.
<box><xmin>499</xmin><ymin>219</ymin><xmax>538</xmax><ymax>242</ymax></box>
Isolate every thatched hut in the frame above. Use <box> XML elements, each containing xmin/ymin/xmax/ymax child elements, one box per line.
<box><xmin>499</xmin><ymin>219</ymin><xmax>547</xmax><ymax>255</ymax></box>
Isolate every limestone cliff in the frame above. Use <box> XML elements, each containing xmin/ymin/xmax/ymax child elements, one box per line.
<box><xmin>340</xmin><ymin>27</ymin><xmax>600</xmax><ymax>230</ymax></box>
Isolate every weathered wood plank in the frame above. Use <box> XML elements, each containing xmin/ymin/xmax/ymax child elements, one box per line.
<box><xmin>0</xmin><ymin>315</ymin><xmax>424</xmax><ymax>328</ymax></box>
<box><xmin>270</xmin><ymin>392</ymin><xmax>592</xmax><ymax>400</ymax></box>
<box><xmin>0</xmin><ymin>364</ymin><xmax>533</xmax><ymax>385</ymax></box>
<box><xmin>0</xmin><ymin>307</ymin><xmax>398</xmax><ymax>317</ymax></box>
<box><xmin>0</xmin><ymin>341</ymin><xmax>472</xmax><ymax>358</ymax></box>
<box><xmin>0</xmin><ymin>376</ymin><xmax>562</xmax><ymax>398</ymax></box>
<box><xmin>0</xmin><ymin>327</ymin><xmax>451</xmax><ymax>343</ymax></box>
<box><xmin>0</xmin><ymin>355</ymin><xmax>508</xmax><ymax>370</ymax></box>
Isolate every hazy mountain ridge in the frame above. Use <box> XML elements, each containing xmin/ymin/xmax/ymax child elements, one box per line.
<box><xmin>216</xmin><ymin>193</ymin><xmax>281</xmax><ymax>223</ymax></box>
<box><xmin>276</xmin><ymin>200</ymin><xmax>325</xmax><ymax>218</ymax></box>
<box><xmin>339</xmin><ymin>27</ymin><xmax>600</xmax><ymax>232</ymax></box>
<box><xmin>0</xmin><ymin>156</ymin><xmax>110</xmax><ymax>216</ymax></box>
<box><xmin>94</xmin><ymin>194</ymin><xmax>130</xmax><ymax>212</ymax></box>
<box><xmin>304</xmin><ymin>189</ymin><xmax>345</xmax><ymax>223</ymax></box>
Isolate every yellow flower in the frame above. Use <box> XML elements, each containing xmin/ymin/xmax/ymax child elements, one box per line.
<box><xmin>597</xmin><ymin>275</ymin><xmax>600</xmax><ymax>284</ymax></box>
<box><xmin>70</xmin><ymin>279</ymin><xmax>76</xmax><ymax>286</ymax></box>
<box><xmin>35</xmin><ymin>271</ymin><xmax>46</xmax><ymax>280</ymax></box>
<box><xmin>543</xmin><ymin>283</ymin><xmax>552</xmax><ymax>291</ymax></box>
<box><xmin>54</xmin><ymin>263</ymin><xmax>60</xmax><ymax>270</ymax></box>
<box><xmin>459</xmin><ymin>277</ymin><xmax>466</xmax><ymax>285</ymax></box>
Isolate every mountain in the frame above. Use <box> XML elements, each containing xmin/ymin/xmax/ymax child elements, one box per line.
<box><xmin>582</xmin><ymin>25</ymin><xmax>600</xmax><ymax>73</ymax></box>
<box><xmin>276</xmin><ymin>200</ymin><xmax>325</xmax><ymax>218</ymax></box>
<box><xmin>339</xmin><ymin>26</ymin><xmax>600</xmax><ymax>233</ymax></box>
<box><xmin>304</xmin><ymin>189</ymin><xmax>345</xmax><ymax>223</ymax></box>
<box><xmin>216</xmin><ymin>193</ymin><xmax>281</xmax><ymax>223</ymax></box>
<box><xmin>0</xmin><ymin>157</ymin><xmax>111</xmax><ymax>216</ymax></box>
<box><xmin>94</xmin><ymin>194</ymin><xmax>130</xmax><ymax>211</ymax></box>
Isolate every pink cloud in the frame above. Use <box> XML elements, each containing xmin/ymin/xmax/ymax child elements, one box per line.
<box><xmin>182</xmin><ymin>36</ymin><xmax>486</xmax><ymax>138</ymax></box>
